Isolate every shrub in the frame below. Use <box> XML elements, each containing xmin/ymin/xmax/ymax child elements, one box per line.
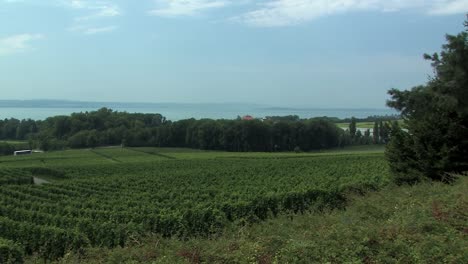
<box><xmin>0</xmin><ymin>238</ymin><xmax>24</xmax><ymax>264</ymax></box>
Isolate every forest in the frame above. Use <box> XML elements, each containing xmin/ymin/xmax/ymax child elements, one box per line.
<box><xmin>0</xmin><ymin>110</ymin><xmax>396</xmax><ymax>154</ymax></box>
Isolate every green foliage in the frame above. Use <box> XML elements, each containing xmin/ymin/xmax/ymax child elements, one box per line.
<box><xmin>385</xmin><ymin>124</ymin><xmax>422</xmax><ymax>184</ymax></box>
<box><xmin>0</xmin><ymin>216</ymin><xmax>87</xmax><ymax>260</ymax></box>
<box><xmin>0</xmin><ymin>142</ymin><xmax>15</xmax><ymax>156</ymax></box>
<box><xmin>1</xmin><ymin>108</ymin><xmax>356</xmax><ymax>152</ymax></box>
<box><xmin>0</xmin><ymin>169</ymin><xmax>33</xmax><ymax>186</ymax></box>
<box><xmin>387</xmin><ymin>19</ymin><xmax>468</xmax><ymax>182</ymax></box>
<box><xmin>54</xmin><ymin>175</ymin><xmax>468</xmax><ymax>264</ymax></box>
<box><xmin>0</xmin><ymin>152</ymin><xmax>389</xmax><ymax>259</ymax></box>
<box><xmin>349</xmin><ymin>117</ymin><xmax>357</xmax><ymax>138</ymax></box>
<box><xmin>373</xmin><ymin>121</ymin><xmax>379</xmax><ymax>144</ymax></box>
<box><xmin>264</xmin><ymin>115</ymin><xmax>300</xmax><ymax>122</ymax></box>
<box><xmin>0</xmin><ymin>238</ymin><xmax>23</xmax><ymax>264</ymax></box>
<box><xmin>24</xmin><ymin>167</ymin><xmax>66</xmax><ymax>179</ymax></box>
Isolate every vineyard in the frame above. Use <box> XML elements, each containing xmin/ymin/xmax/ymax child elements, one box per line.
<box><xmin>0</xmin><ymin>169</ymin><xmax>33</xmax><ymax>186</ymax></box>
<box><xmin>0</xmin><ymin>147</ymin><xmax>389</xmax><ymax>262</ymax></box>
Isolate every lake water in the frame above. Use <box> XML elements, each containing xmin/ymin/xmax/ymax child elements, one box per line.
<box><xmin>0</xmin><ymin>105</ymin><xmax>397</xmax><ymax>121</ymax></box>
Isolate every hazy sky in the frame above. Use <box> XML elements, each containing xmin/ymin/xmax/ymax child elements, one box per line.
<box><xmin>0</xmin><ymin>1</ymin><xmax>466</xmax><ymax>108</ymax></box>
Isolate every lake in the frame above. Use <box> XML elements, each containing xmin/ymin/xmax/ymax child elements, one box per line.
<box><xmin>0</xmin><ymin>104</ymin><xmax>397</xmax><ymax>121</ymax></box>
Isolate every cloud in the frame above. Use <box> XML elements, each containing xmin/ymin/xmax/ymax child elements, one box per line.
<box><xmin>0</xmin><ymin>34</ymin><xmax>44</xmax><ymax>56</ymax></box>
<box><xmin>68</xmin><ymin>0</ymin><xmax>86</xmax><ymax>8</ymax></box>
<box><xmin>236</xmin><ymin>0</ymin><xmax>468</xmax><ymax>27</ymax></box>
<box><xmin>83</xmin><ymin>25</ymin><xmax>117</xmax><ymax>34</ymax></box>
<box><xmin>64</xmin><ymin>0</ymin><xmax>121</xmax><ymax>20</ymax></box>
<box><xmin>68</xmin><ymin>25</ymin><xmax>117</xmax><ymax>35</ymax></box>
<box><xmin>149</xmin><ymin>0</ymin><xmax>230</xmax><ymax>17</ymax></box>
<box><xmin>429</xmin><ymin>0</ymin><xmax>468</xmax><ymax>15</ymax></box>
<box><xmin>61</xmin><ymin>1</ymin><xmax>121</xmax><ymax>35</ymax></box>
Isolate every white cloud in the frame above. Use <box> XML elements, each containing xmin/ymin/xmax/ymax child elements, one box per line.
<box><xmin>83</xmin><ymin>25</ymin><xmax>117</xmax><ymax>34</ymax></box>
<box><xmin>64</xmin><ymin>0</ymin><xmax>121</xmax><ymax>20</ymax></box>
<box><xmin>68</xmin><ymin>0</ymin><xmax>86</xmax><ymax>8</ymax></box>
<box><xmin>61</xmin><ymin>1</ymin><xmax>121</xmax><ymax>35</ymax></box>
<box><xmin>237</xmin><ymin>0</ymin><xmax>468</xmax><ymax>27</ymax></box>
<box><xmin>149</xmin><ymin>0</ymin><xmax>230</xmax><ymax>17</ymax></box>
<box><xmin>68</xmin><ymin>25</ymin><xmax>117</xmax><ymax>35</ymax></box>
<box><xmin>429</xmin><ymin>0</ymin><xmax>468</xmax><ymax>15</ymax></box>
<box><xmin>0</xmin><ymin>34</ymin><xmax>43</xmax><ymax>56</ymax></box>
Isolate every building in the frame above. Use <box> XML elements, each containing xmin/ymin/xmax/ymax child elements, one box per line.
<box><xmin>14</xmin><ymin>150</ymin><xmax>32</xmax><ymax>156</ymax></box>
<box><xmin>242</xmin><ymin>115</ymin><xmax>254</xmax><ymax>121</ymax></box>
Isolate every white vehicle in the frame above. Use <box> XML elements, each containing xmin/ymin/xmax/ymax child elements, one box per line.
<box><xmin>14</xmin><ymin>150</ymin><xmax>32</xmax><ymax>156</ymax></box>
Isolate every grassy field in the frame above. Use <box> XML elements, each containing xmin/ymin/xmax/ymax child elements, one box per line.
<box><xmin>336</xmin><ymin>120</ymin><xmax>404</xmax><ymax>129</ymax></box>
<box><xmin>0</xmin><ymin>145</ymin><xmax>385</xmax><ymax>168</ymax></box>
<box><xmin>337</xmin><ymin>121</ymin><xmax>377</xmax><ymax>129</ymax></box>
<box><xmin>0</xmin><ymin>140</ymin><xmax>28</xmax><ymax>144</ymax></box>
<box><xmin>0</xmin><ymin>146</ymin><xmax>465</xmax><ymax>263</ymax></box>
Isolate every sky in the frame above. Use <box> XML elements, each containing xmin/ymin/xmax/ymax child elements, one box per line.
<box><xmin>0</xmin><ymin>0</ymin><xmax>466</xmax><ymax>108</ymax></box>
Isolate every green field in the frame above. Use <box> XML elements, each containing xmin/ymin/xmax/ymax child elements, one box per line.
<box><xmin>0</xmin><ymin>146</ymin><xmax>390</xmax><ymax>262</ymax></box>
<box><xmin>0</xmin><ymin>145</ymin><xmax>385</xmax><ymax>167</ymax></box>
<box><xmin>0</xmin><ymin>141</ymin><xmax>28</xmax><ymax>145</ymax></box>
<box><xmin>63</xmin><ymin>176</ymin><xmax>468</xmax><ymax>264</ymax></box>
<box><xmin>0</xmin><ymin>146</ymin><xmax>465</xmax><ymax>263</ymax></box>
<box><xmin>337</xmin><ymin>121</ymin><xmax>376</xmax><ymax>129</ymax></box>
<box><xmin>337</xmin><ymin>120</ymin><xmax>404</xmax><ymax>129</ymax></box>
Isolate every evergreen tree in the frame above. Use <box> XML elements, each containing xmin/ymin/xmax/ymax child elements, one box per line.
<box><xmin>349</xmin><ymin>117</ymin><xmax>357</xmax><ymax>139</ymax></box>
<box><xmin>364</xmin><ymin>129</ymin><xmax>371</xmax><ymax>138</ymax></box>
<box><xmin>364</xmin><ymin>129</ymin><xmax>371</xmax><ymax>145</ymax></box>
<box><xmin>386</xmin><ymin>17</ymin><xmax>468</xmax><ymax>182</ymax></box>
<box><xmin>373</xmin><ymin>121</ymin><xmax>379</xmax><ymax>144</ymax></box>
<box><xmin>355</xmin><ymin>130</ymin><xmax>363</xmax><ymax>144</ymax></box>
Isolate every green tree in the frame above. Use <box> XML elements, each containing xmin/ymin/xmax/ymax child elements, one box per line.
<box><xmin>362</xmin><ymin>129</ymin><xmax>371</xmax><ymax>145</ymax></box>
<box><xmin>349</xmin><ymin>117</ymin><xmax>357</xmax><ymax>139</ymax></box>
<box><xmin>373</xmin><ymin>121</ymin><xmax>379</xmax><ymax>144</ymax></box>
<box><xmin>386</xmin><ymin>17</ymin><xmax>468</xmax><ymax>182</ymax></box>
<box><xmin>364</xmin><ymin>129</ymin><xmax>371</xmax><ymax>138</ymax></box>
<box><xmin>379</xmin><ymin>121</ymin><xmax>391</xmax><ymax>144</ymax></box>
<box><xmin>86</xmin><ymin>130</ymin><xmax>98</xmax><ymax>148</ymax></box>
<box><xmin>355</xmin><ymin>130</ymin><xmax>363</xmax><ymax>142</ymax></box>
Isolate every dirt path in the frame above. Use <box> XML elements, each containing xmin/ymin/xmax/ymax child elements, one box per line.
<box><xmin>126</xmin><ymin>148</ymin><xmax>177</xmax><ymax>160</ymax></box>
<box><xmin>33</xmin><ymin>177</ymin><xmax>50</xmax><ymax>185</ymax></box>
<box><xmin>90</xmin><ymin>149</ymin><xmax>121</xmax><ymax>163</ymax></box>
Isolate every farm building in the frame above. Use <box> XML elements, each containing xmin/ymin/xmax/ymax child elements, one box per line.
<box><xmin>242</xmin><ymin>115</ymin><xmax>254</xmax><ymax>121</ymax></box>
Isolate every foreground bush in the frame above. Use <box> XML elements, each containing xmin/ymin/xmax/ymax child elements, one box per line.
<box><xmin>0</xmin><ymin>238</ymin><xmax>23</xmax><ymax>264</ymax></box>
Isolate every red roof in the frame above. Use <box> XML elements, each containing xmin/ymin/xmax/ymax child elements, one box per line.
<box><xmin>242</xmin><ymin>115</ymin><xmax>254</xmax><ymax>120</ymax></box>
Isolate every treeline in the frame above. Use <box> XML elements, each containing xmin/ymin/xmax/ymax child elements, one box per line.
<box><xmin>345</xmin><ymin>117</ymin><xmax>395</xmax><ymax>146</ymax></box>
<box><xmin>0</xmin><ymin>108</ymin><xmax>166</xmax><ymax>151</ymax></box>
<box><xmin>0</xmin><ymin>108</ymin><xmax>395</xmax><ymax>152</ymax></box>
<box><xmin>262</xmin><ymin>114</ymin><xmax>399</xmax><ymax>146</ymax></box>
<box><xmin>262</xmin><ymin>114</ymin><xmax>400</xmax><ymax>123</ymax></box>
<box><xmin>157</xmin><ymin>118</ymin><xmax>342</xmax><ymax>152</ymax></box>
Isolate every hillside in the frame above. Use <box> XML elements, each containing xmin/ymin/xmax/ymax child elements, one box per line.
<box><xmin>36</xmin><ymin>170</ymin><xmax>468</xmax><ymax>263</ymax></box>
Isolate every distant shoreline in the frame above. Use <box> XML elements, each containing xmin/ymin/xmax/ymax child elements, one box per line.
<box><xmin>0</xmin><ymin>100</ymin><xmax>397</xmax><ymax>121</ymax></box>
